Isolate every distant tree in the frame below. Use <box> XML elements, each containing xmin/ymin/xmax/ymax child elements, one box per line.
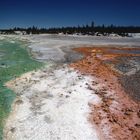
<box><xmin>91</xmin><ymin>21</ymin><xmax>95</xmax><ymax>28</ymax></box>
<box><xmin>1</xmin><ymin>23</ymin><xmax>140</xmax><ymax>36</ymax></box>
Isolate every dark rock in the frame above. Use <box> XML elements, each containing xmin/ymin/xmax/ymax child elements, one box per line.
<box><xmin>15</xmin><ymin>99</ymin><xmax>23</xmax><ymax>105</ymax></box>
<box><xmin>66</xmin><ymin>95</ymin><xmax>70</xmax><ymax>98</ymax></box>
<box><xmin>10</xmin><ymin>127</ymin><xmax>16</xmax><ymax>133</ymax></box>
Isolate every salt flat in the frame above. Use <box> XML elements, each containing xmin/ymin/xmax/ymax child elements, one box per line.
<box><xmin>4</xmin><ymin>65</ymin><xmax>101</xmax><ymax>140</ymax></box>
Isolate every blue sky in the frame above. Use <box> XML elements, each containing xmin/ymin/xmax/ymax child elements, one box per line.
<box><xmin>0</xmin><ymin>0</ymin><xmax>140</xmax><ymax>29</ymax></box>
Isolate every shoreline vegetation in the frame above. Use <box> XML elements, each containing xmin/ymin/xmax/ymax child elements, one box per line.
<box><xmin>0</xmin><ymin>22</ymin><xmax>140</xmax><ymax>37</ymax></box>
<box><xmin>0</xmin><ymin>38</ymin><xmax>43</xmax><ymax>140</ymax></box>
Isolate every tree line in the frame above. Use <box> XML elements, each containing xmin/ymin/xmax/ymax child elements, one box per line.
<box><xmin>1</xmin><ymin>22</ymin><xmax>140</xmax><ymax>36</ymax></box>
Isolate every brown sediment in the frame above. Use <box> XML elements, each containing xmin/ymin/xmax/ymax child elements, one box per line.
<box><xmin>70</xmin><ymin>46</ymin><xmax>140</xmax><ymax>140</ymax></box>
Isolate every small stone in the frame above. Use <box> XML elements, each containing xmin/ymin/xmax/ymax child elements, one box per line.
<box><xmin>87</xmin><ymin>85</ymin><xmax>93</xmax><ymax>90</ymax></box>
<box><xmin>92</xmin><ymin>81</ymin><xmax>98</xmax><ymax>85</ymax></box>
<box><xmin>137</xmin><ymin>111</ymin><xmax>140</xmax><ymax>118</ymax></box>
<box><xmin>1</xmin><ymin>63</ymin><xmax>5</xmax><ymax>65</ymax></box>
<box><xmin>44</xmin><ymin>116</ymin><xmax>53</xmax><ymax>124</ymax></box>
<box><xmin>47</xmin><ymin>94</ymin><xmax>53</xmax><ymax>98</ymax></box>
<box><xmin>103</xmin><ymin>107</ymin><xmax>108</xmax><ymax>112</ymax></box>
<box><xmin>15</xmin><ymin>99</ymin><xmax>23</xmax><ymax>105</ymax></box>
<box><xmin>59</xmin><ymin>94</ymin><xmax>63</xmax><ymax>97</ymax></box>
<box><xmin>94</xmin><ymin>90</ymin><xmax>99</xmax><ymax>94</ymax></box>
<box><xmin>124</xmin><ymin>109</ymin><xmax>132</xmax><ymax>116</ymax></box>
<box><xmin>66</xmin><ymin>95</ymin><xmax>70</xmax><ymax>98</ymax></box>
<box><xmin>135</xmin><ymin>123</ymin><xmax>140</xmax><ymax>128</ymax></box>
<box><xmin>10</xmin><ymin>127</ymin><xmax>16</xmax><ymax>133</ymax></box>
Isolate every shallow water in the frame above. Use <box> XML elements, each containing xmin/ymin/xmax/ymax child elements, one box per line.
<box><xmin>108</xmin><ymin>49</ymin><xmax>140</xmax><ymax>54</ymax></box>
<box><xmin>0</xmin><ymin>39</ymin><xmax>42</xmax><ymax>140</ymax></box>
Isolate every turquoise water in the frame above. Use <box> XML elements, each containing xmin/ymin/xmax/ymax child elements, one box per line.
<box><xmin>0</xmin><ymin>38</ymin><xmax>43</xmax><ymax>140</ymax></box>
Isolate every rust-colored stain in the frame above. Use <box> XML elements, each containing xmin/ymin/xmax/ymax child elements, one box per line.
<box><xmin>70</xmin><ymin>46</ymin><xmax>140</xmax><ymax>140</ymax></box>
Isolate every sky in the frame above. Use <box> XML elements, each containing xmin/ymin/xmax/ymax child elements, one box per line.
<box><xmin>0</xmin><ymin>0</ymin><xmax>140</xmax><ymax>29</ymax></box>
